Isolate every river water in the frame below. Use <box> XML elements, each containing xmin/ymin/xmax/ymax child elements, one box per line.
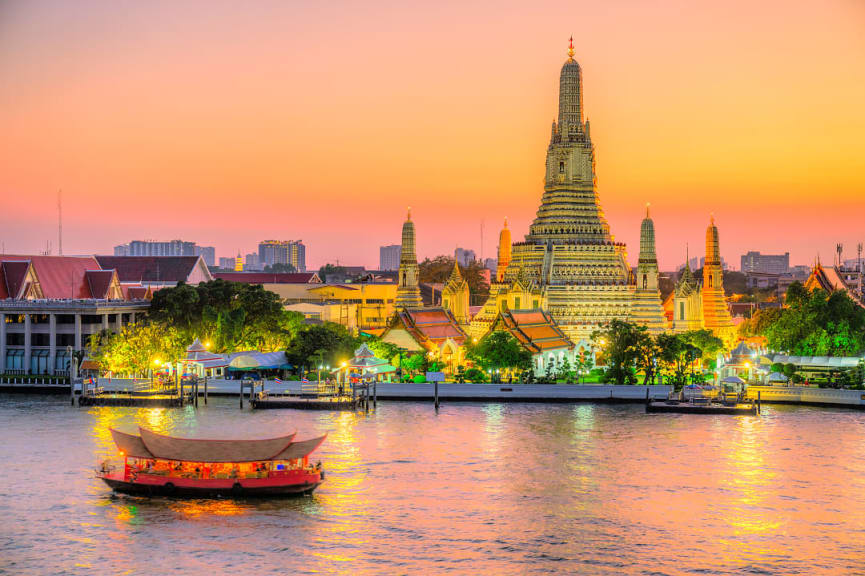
<box><xmin>1</xmin><ymin>395</ymin><xmax>865</xmax><ymax>575</ymax></box>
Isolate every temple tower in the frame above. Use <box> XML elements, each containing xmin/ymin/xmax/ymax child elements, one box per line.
<box><xmin>630</xmin><ymin>205</ymin><xmax>667</xmax><ymax>333</ymax></box>
<box><xmin>496</xmin><ymin>217</ymin><xmax>511</xmax><ymax>282</ymax></box>
<box><xmin>442</xmin><ymin>259</ymin><xmax>470</xmax><ymax>326</ymax></box>
<box><xmin>701</xmin><ymin>216</ymin><xmax>735</xmax><ymax>341</ymax></box>
<box><xmin>502</xmin><ymin>39</ymin><xmax>635</xmax><ymax>341</ymax></box>
<box><xmin>673</xmin><ymin>247</ymin><xmax>703</xmax><ymax>332</ymax></box>
<box><xmin>395</xmin><ymin>208</ymin><xmax>423</xmax><ymax>309</ymax></box>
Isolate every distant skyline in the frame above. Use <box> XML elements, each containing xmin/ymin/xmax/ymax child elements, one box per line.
<box><xmin>1</xmin><ymin>0</ymin><xmax>863</xmax><ymax>270</ymax></box>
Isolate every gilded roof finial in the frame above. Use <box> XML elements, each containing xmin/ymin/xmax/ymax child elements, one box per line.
<box><xmin>504</xmin><ymin>216</ymin><xmax>509</xmax><ymax>229</ymax></box>
<box><xmin>710</xmin><ymin>212</ymin><xmax>715</xmax><ymax>226</ymax></box>
<box><xmin>646</xmin><ymin>202</ymin><xmax>651</xmax><ymax>219</ymax></box>
<box><xmin>568</xmin><ymin>36</ymin><xmax>575</xmax><ymax>60</ymax></box>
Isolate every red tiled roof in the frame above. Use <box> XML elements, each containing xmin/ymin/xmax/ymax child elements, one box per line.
<box><xmin>1</xmin><ymin>260</ymin><xmax>31</xmax><ymax>299</ymax></box>
<box><xmin>85</xmin><ymin>270</ymin><xmax>116</xmax><ymax>299</ymax></box>
<box><xmin>491</xmin><ymin>309</ymin><xmax>573</xmax><ymax>353</ymax></box>
<box><xmin>121</xmin><ymin>284</ymin><xmax>152</xmax><ymax>301</ymax></box>
<box><xmin>392</xmin><ymin>307</ymin><xmax>467</xmax><ymax>348</ymax></box>
<box><xmin>95</xmin><ymin>256</ymin><xmax>204</xmax><ymax>284</ymax></box>
<box><xmin>213</xmin><ymin>272</ymin><xmax>322</xmax><ymax>284</ymax></box>
<box><xmin>3</xmin><ymin>255</ymin><xmax>102</xmax><ymax>299</ymax></box>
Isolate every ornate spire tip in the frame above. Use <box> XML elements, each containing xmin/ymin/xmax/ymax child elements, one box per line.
<box><xmin>407</xmin><ymin>206</ymin><xmax>412</xmax><ymax>221</ymax></box>
<box><xmin>567</xmin><ymin>35</ymin><xmax>575</xmax><ymax>60</ymax></box>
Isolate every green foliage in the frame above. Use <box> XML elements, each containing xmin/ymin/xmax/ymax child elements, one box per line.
<box><xmin>680</xmin><ymin>330</ymin><xmax>724</xmax><ymax>366</ymax></box>
<box><xmin>412</xmin><ymin>374</ymin><xmax>426</xmax><ymax>383</ymax></box>
<box><xmin>364</xmin><ymin>338</ymin><xmax>400</xmax><ymax>366</ymax></box>
<box><xmin>466</xmin><ymin>331</ymin><xmax>532</xmax><ymax>372</ymax></box>
<box><xmin>656</xmin><ymin>332</ymin><xmax>702</xmax><ymax>389</ymax></box>
<box><xmin>760</xmin><ymin>284</ymin><xmax>865</xmax><ymax>356</ymax></box>
<box><xmin>463</xmin><ymin>367</ymin><xmax>487</xmax><ymax>383</ymax></box>
<box><xmin>148</xmin><ymin>280</ymin><xmax>298</xmax><ymax>353</ymax></box>
<box><xmin>89</xmin><ymin>323</ymin><xmax>186</xmax><ymax>377</ymax></box>
<box><xmin>263</xmin><ymin>263</ymin><xmax>296</xmax><ymax>273</ymax></box>
<box><xmin>318</xmin><ymin>263</ymin><xmax>347</xmax><ymax>282</ymax></box>
<box><xmin>591</xmin><ymin>319</ymin><xmax>649</xmax><ymax>385</ymax></box>
<box><xmin>285</xmin><ymin>322</ymin><xmax>357</xmax><ymax>369</ymax></box>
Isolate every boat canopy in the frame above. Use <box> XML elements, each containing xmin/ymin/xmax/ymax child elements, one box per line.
<box><xmin>110</xmin><ymin>427</ymin><xmax>326</xmax><ymax>463</ymax></box>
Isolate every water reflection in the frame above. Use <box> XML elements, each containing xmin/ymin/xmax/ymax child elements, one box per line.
<box><xmin>3</xmin><ymin>396</ymin><xmax>865</xmax><ymax>575</ymax></box>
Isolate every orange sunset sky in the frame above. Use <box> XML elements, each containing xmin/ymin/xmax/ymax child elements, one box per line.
<box><xmin>1</xmin><ymin>0</ymin><xmax>863</xmax><ymax>270</ymax></box>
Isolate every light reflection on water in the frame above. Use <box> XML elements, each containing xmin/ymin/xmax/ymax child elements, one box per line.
<box><xmin>2</xmin><ymin>396</ymin><xmax>865</xmax><ymax>575</ymax></box>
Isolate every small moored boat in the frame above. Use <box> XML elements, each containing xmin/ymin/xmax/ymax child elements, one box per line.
<box><xmin>98</xmin><ymin>427</ymin><xmax>326</xmax><ymax>497</ymax></box>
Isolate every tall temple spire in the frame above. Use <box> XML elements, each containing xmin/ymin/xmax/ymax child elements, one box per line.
<box><xmin>395</xmin><ymin>208</ymin><xmax>423</xmax><ymax>309</ymax></box>
<box><xmin>496</xmin><ymin>217</ymin><xmax>511</xmax><ymax>282</ymax></box>
<box><xmin>557</xmin><ymin>36</ymin><xmax>583</xmax><ymax>137</ymax></box>
<box><xmin>633</xmin><ymin>205</ymin><xmax>665</xmax><ymax>333</ymax></box>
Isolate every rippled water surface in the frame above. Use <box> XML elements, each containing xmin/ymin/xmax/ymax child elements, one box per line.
<box><xmin>2</xmin><ymin>395</ymin><xmax>865</xmax><ymax>575</ymax></box>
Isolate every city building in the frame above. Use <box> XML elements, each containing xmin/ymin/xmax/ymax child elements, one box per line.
<box><xmin>455</xmin><ymin>248</ymin><xmax>476</xmax><ymax>267</ymax></box>
<box><xmin>218</xmin><ymin>257</ymin><xmax>236</xmax><ymax>270</ymax></box>
<box><xmin>283</xmin><ymin>302</ymin><xmax>359</xmax><ymax>332</ymax></box>
<box><xmin>113</xmin><ymin>240</ymin><xmax>215</xmax><ymax>262</ymax></box>
<box><xmin>741</xmin><ymin>251</ymin><xmax>790</xmax><ymax>275</ymax></box>
<box><xmin>379</xmin><ymin>245</ymin><xmax>401</xmax><ymax>271</ymax></box>
<box><xmin>258</xmin><ymin>240</ymin><xmax>307</xmax><ymax>272</ymax></box>
<box><xmin>394</xmin><ymin>209</ymin><xmax>423</xmax><ymax>309</ymax></box>
<box><xmin>476</xmin><ymin>41</ymin><xmax>666</xmax><ymax>341</ymax></box>
<box><xmin>213</xmin><ymin>272</ymin><xmax>322</xmax><ymax>284</ymax></box>
<box><xmin>195</xmin><ymin>246</ymin><xmax>216</xmax><ymax>267</ymax></box>
<box><xmin>483</xmin><ymin>257</ymin><xmax>497</xmax><ymax>277</ymax></box>
<box><xmin>0</xmin><ymin>255</ymin><xmax>150</xmax><ymax>374</ymax></box>
<box><xmin>244</xmin><ymin>253</ymin><xmax>262</xmax><ymax>271</ymax></box>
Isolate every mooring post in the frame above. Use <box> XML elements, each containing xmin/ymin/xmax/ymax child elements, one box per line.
<box><xmin>352</xmin><ymin>381</ymin><xmax>357</xmax><ymax>410</ymax></box>
<box><xmin>434</xmin><ymin>380</ymin><xmax>439</xmax><ymax>410</ymax></box>
<box><xmin>239</xmin><ymin>380</ymin><xmax>243</xmax><ymax>409</ymax></box>
<box><xmin>204</xmin><ymin>375</ymin><xmax>208</xmax><ymax>405</ymax></box>
<box><xmin>757</xmin><ymin>390</ymin><xmax>761</xmax><ymax>414</ymax></box>
<box><xmin>194</xmin><ymin>378</ymin><xmax>199</xmax><ymax>408</ymax></box>
<box><xmin>373</xmin><ymin>380</ymin><xmax>377</xmax><ymax>408</ymax></box>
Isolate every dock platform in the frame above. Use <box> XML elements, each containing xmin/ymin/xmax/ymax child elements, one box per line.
<box><xmin>251</xmin><ymin>394</ymin><xmax>360</xmax><ymax>410</ymax></box>
<box><xmin>78</xmin><ymin>392</ymin><xmax>192</xmax><ymax>407</ymax></box>
<box><xmin>646</xmin><ymin>400</ymin><xmax>758</xmax><ymax>415</ymax></box>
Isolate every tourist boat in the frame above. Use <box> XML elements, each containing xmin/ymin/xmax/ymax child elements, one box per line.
<box><xmin>97</xmin><ymin>427</ymin><xmax>326</xmax><ymax>497</ymax></box>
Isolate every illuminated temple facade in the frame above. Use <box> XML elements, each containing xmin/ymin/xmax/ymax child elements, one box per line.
<box><xmin>669</xmin><ymin>217</ymin><xmax>736</xmax><ymax>344</ymax></box>
<box><xmin>472</xmin><ymin>40</ymin><xmax>666</xmax><ymax>341</ymax></box>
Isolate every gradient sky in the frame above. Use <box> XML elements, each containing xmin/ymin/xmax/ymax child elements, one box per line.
<box><xmin>1</xmin><ymin>0</ymin><xmax>864</xmax><ymax>270</ymax></box>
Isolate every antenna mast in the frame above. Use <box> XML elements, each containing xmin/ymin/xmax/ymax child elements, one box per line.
<box><xmin>58</xmin><ymin>190</ymin><xmax>63</xmax><ymax>256</ymax></box>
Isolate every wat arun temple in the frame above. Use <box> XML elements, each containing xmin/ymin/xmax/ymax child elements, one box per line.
<box><xmin>388</xmin><ymin>40</ymin><xmax>735</xmax><ymax>357</ymax></box>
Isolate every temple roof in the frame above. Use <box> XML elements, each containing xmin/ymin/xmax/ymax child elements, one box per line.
<box><xmin>96</xmin><ymin>255</ymin><xmax>211</xmax><ymax>285</ymax></box>
<box><xmin>387</xmin><ymin>307</ymin><xmax>467</xmax><ymax>349</ymax></box>
<box><xmin>805</xmin><ymin>263</ymin><xmax>863</xmax><ymax>307</ymax></box>
<box><xmin>491</xmin><ymin>308</ymin><xmax>574</xmax><ymax>353</ymax></box>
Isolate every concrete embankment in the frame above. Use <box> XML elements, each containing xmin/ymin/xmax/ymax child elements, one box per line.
<box><xmin>746</xmin><ymin>386</ymin><xmax>865</xmax><ymax>408</ymax></box>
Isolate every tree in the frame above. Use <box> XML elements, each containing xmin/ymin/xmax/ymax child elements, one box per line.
<box><xmin>285</xmin><ymin>322</ymin><xmax>357</xmax><ymax>371</ymax></box>
<box><xmin>575</xmin><ymin>351</ymin><xmax>594</xmax><ymax>384</ymax></box>
<box><xmin>318</xmin><ymin>263</ymin><xmax>347</xmax><ymax>283</ymax></box>
<box><xmin>263</xmin><ymin>263</ymin><xmax>296</xmax><ymax>273</ymax></box>
<box><xmin>633</xmin><ymin>330</ymin><xmax>660</xmax><ymax>386</ymax></box>
<box><xmin>591</xmin><ymin>320</ymin><xmax>647</xmax><ymax>385</ymax></box>
<box><xmin>419</xmin><ymin>255</ymin><xmax>491</xmax><ymax>305</ymax></box>
<box><xmin>89</xmin><ymin>322</ymin><xmax>185</xmax><ymax>377</ymax></box>
<box><xmin>680</xmin><ymin>330</ymin><xmax>724</xmax><ymax>368</ymax></box>
<box><xmin>656</xmin><ymin>333</ymin><xmax>701</xmax><ymax>389</ymax></box>
<box><xmin>466</xmin><ymin>331</ymin><xmax>532</xmax><ymax>374</ymax></box>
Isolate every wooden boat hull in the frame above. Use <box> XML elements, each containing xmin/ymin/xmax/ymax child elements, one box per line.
<box><xmin>99</xmin><ymin>472</ymin><xmax>323</xmax><ymax>498</ymax></box>
<box><xmin>646</xmin><ymin>401</ymin><xmax>758</xmax><ymax>415</ymax></box>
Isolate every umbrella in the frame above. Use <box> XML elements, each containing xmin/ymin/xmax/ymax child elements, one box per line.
<box><xmin>721</xmin><ymin>375</ymin><xmax>745</xmax><ymax>384</ymax></box>
<box><xmin>767</xmin><ymin>372</ymin><xmax>788</xmax><ymax>383</ymax></box>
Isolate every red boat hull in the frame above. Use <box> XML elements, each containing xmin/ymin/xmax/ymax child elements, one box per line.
<box><xmin>99</xmin><ymin>471</ymin><xmax>323</xmax><ymax>498</ymax></box>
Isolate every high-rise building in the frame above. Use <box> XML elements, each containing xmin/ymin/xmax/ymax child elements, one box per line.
<box><xmin>195</xmin><ymin>245</ymin><xmax>216</xmax><ymax>267</ymax></box>
<box><xmin>258</xmin><ymin>240</ymin><xmax>306</xmax><ymax>272</ymax></box>
<box><xmin>455</xmin><ymin>248</ymin><xmax>477</xmax><ymax>267</ymax></box>
<box><xmin>379</xmin><ymin>245</ymin><xmax>401</xmax><ymax>271</ymax></box>
<box><xmin>218</xmin><ymin>257</ymin><xmax>236</xmax><ymax>270</ymax></box>
<box><xmin>741</xmin><ymin>251</ymin><xmax>790</xmax><ymax>274</ymax></box>
<box><xmin>114</xmin><ymin>240</ymin><xmax>213</xmax><ymax>263</ymax></box>
<box><xmin>394</xmin><ymin>209</ymin><xmax>423</xmax><ymax>309</ymax></box>
<box><xmin>244</xmin><ymin>253</ymin><xmax>262</xmax><ymax>271</ymax></box>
